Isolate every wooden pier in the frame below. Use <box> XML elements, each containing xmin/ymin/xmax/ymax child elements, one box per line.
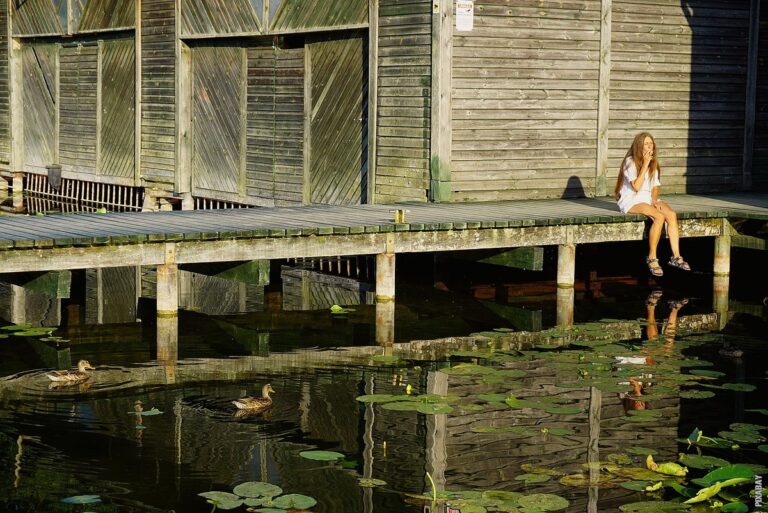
<box><xmin>1</xmin><ymin>192</ymin><xmax>767</xmax><ymax>338</ymax></box>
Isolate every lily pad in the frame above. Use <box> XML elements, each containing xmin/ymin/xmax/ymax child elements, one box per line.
<box><xmin>720</xmin><ymin>503</ymin><xmax>749</xmax><ymax>513</ymax></box>
<box><xmin>356</xmin><ymin>394</ymin><xmax>410</xmax><ymax>404</ymax></box>
<box><xmin>442</xmin><ymin>363</ymin><xmax>494</xmax><ymax>376</ymax></box>
<box><xmin>721</xmin><ymin>383</ymin><xmax>756</xmax><ymax>392</ymax></box>
<box><xmin>1</xmin><ymin>324</ymin><xmax>32</xmax><ymax>331</ymax></box>
<box><xmin>746</xmin><ymin>409</ymin><xmax>768</xmax><ymax>416</ymax></box>
<box><xmin>758</xmin><ymin>445</ymin><xmax>768</xmax><ymax>453</ymax></box>
<box><xmin>477</xmin><ymin>393</ymin><xmax>509</xmax><ymax>404</ymax></box>
<box><xmin>619</xmin><ymin>480</ymin><xmax>654</xmax><ymax>491</ymax></box>
<box><xmin>198</xmin><ymin>491</ymin><xmax>243</xmax><ymax>510</ymax></box>
<box><xmin>690</xmin><ymin>464</ymin><xmax>755</xmax><ymax>487</ymax></box>
<box><xmin>61</xmin><ymin>495</ymin><xmax>102</xmax><ymax>504</ymax></box>
<box><xmin>688</xmin><ymin>369</ymin><xmax>725</xmax><ymax>378</ymax></box>
<box><xmin>358</xmin><ymin>478</ymin><xmax>387</xmax><ymax>487</ymax></box>
<box><xmin>417</xmin><ymin>402</ymin><xmax>453</xmax><ymax>415</ymax></box>
<box><xmin>517</xmin><ymin>493</ymin><xmax>569</xmax><ymax>511</ymax></box>
<box><xmin>252</xmin><ymin>509</ymin><xmax>286</xmax><ymax>513</ymax></box>
<box><xmin>232</xmin><ymin>481</ymin><xmax>282</xmax><ymax>498</ymax></box>
<box><xmin>679</xmin><ymin>390</ymin><xmax>715</xmax><ymax>399</ymax></box>
<box><xmin>544</xmin><ymin>405</ymin><xmax>583</xmax><ymax>415</ymax></box>
<box><xmin>677</xmin><ymin>454</ymin><xmax>730</xmax><ymax>470</ymax></box>
<box><xmin>299</xmin><ymin>450</ymin><xmax>344</xmax><ymax>461</ymax></box>
<box><xmin>718</xmin><ymin>430</ymin><xmax>766</xmax><ymax>444</ymax></box>
<box><xmin>619</xmin><ymin>501</ymin><xmax>690</xmax><ymax>512</ymax></box>
<box><xmin>729</xmin><ymin>422</ymin><xmax>767</xmax><ymax>433</ymax></box>
<box><xmin>330</xmin><ymin>304</ymin><xmax>354</xmax><ymax>314</ymax></box>
<box><xmin>128</xmin><ymin>407</ymin><xmax>164</xmax><ymax>416</ymax></box>
<box><xmin>381</xmin><ymin>401</ymin><xmax>421</xmax><ymax>411</ymax></box>
<box><xmin>271</xmin><ymin>494</ymin><xmax>317</xmax><ymax>510</ymax></box>
<box><xmin>515</xmin><ymin>473</ymin><xmax>550</xmax><ymax>484</ymax></box>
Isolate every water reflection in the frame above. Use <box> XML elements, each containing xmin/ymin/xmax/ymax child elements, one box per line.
<box><xmin>0</xmin><ymin>262</ymin><xmax>766</xmax><ymax>512</ymax></box>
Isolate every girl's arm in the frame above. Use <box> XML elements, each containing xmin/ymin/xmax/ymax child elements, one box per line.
<box><xmin>651</xmin><ymin>185</ymin><xmax>660</xmax><ymax>204</ymax></box>
<box><xmin>630</xmin><ymin>160</ymin><xmax>650</xmax><ymax>192</ymax></box>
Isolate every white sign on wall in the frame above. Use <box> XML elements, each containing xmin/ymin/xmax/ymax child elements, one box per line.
<box><xmin>456</xmin><ymin>0</ymin><xmax>474</xmax><ymax>31</ymax></box>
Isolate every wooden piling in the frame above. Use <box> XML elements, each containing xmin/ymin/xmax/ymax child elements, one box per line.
<box><xmin>156</xmin><ymin>263</ymin><xmax>179</xmax><ymax>317</ymax></box>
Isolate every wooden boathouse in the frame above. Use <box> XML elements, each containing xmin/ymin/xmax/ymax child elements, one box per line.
<box><xmin>0</xmin><ymin>0</ymin><xmax>767</xmax><ymax>210</ymax></box>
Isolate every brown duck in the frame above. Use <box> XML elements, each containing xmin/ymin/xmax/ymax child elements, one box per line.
<box><xmin>232</xmin><ymin>384</ymin><xmax>275</xmax><ymax>412</ymax></box>
<box><xmin>45</xmin><ymin>360</ymin><xmax>96</xmax><ymax>384</ymax></box>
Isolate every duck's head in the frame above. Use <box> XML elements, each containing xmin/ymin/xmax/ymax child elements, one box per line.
<box><xmin>262</xmin><ymin>383</ymin><xmax>275</xmax><ymax>397</ymax></box>
<box><xmin>77</xmin><ymin>360</ymin><xmax>96</xmax><ymax>372</ymax></box>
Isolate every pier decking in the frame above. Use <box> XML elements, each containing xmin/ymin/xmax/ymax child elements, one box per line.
<box><xmin>1</xmin><ymin>192</ymin><xmax>767</xmax><ymax>327</ymax></box>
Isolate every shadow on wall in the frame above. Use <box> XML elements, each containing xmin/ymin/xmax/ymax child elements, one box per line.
<box><xmin>562</xmin><ymin>176</ymin><xmax>586</xmax><ymax>199</ymax></box>
<box><xmin>682</xmin><ymin>0</ymin><xmax>751</xmax><ymax>193</ymax></box>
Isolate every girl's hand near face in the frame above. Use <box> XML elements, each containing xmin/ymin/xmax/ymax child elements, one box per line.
<box><xmin>643</xmin><ymin>149</ymin><xmax>653</xmax><ymax>167</ymax></box>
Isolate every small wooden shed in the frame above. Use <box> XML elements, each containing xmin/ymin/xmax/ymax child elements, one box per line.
<box><xmin>0</xmin><ymin>0</ymin><xmax>765</xmax><ymax>210</ymax></box>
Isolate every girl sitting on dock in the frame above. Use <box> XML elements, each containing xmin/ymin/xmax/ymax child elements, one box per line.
<box><xmin>614</xmin><ymin>132</ymin><xmax>691</xmax><ymax>277</ymax></box>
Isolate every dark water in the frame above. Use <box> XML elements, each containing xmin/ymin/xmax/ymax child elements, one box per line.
<box><xmin>0</xmin><ymin>243</ymin><xmax>766</xmax><ymax>513</ymax></box>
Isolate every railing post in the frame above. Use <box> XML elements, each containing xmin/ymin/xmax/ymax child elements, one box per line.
<box><xmin>713</xmin><ymin>224</ymin><xmax>731</xmax><ymax>328</ymax></box>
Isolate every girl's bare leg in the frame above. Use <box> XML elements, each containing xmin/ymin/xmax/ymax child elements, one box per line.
<box><xmin>655</xmin><ymin>201</ymin><xmax>681</xmax><ymax>257</ymax></box>
<box><xmin>629</xmin><ymin>203</ymin><xmax>666</xmax><ymax>261</ymax></box>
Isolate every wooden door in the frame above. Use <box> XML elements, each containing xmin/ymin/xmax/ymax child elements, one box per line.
<box><xmin>99</xmin><ymin>38</ymin><xmax>135</xmax><ymax>180</ymax></box>
<box><xmin>308</xmin><ymin>34</ymin><xmax>368</xmax><ymax>205</ymax></box>
<box><xmin>22</xmin><ymin>44</ymin><xmax>57</xmax><ymax>173</ymax></box>
<box><xmin>191</xmin><ymin>45</ymin><xmax>246</xmax><ymax>201</ymax></box>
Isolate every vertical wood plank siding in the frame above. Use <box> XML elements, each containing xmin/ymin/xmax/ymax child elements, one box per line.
<box><xmin>76</xmin><ymin>0</ymin><xmax>136</xmax><ymax>32</ymax></box>
<box><xmin>140</xmin><ymin>0</ymin><xmax>176</xmax><ymax>188</ymax></box>
<box><xmin>309</xmin><ymin>35</ymin><xmax>368</xmax><ymax>205</ymax></box>
<box><xmin>59</xmin><ymin>43</ymin><xmax>98</xmax><ymax>175</ymax></box>
<box><xmin>180</xmin><ymin>0</ymin><xmax>261</xmax><ymax>36</ymax></box>
<box><xmin>246</xmin><ymin>46</ymin><xmax>305</xmax><ymax>205</ymax></box>
<box><xmin>608</xmin><ymin>1</ymin><xmax>750</xmax><ymax>194</ymax></box>
<box><xmin>451</xmin><ymin>0</ymin><xmax>601</xmax><ymax>201</ymax></box>
<box><xmin>100</xmin><ymin>39</ymin><xmax>136</xmax><ymax>179</ymax></box>
<box><xmin>191</xmin><ymin>46</ymin><xmax>244</xmax><ymax>197</ymax></box>
<box><xmin>10</xmin><ymin>0</ymin><xmax>64</xmax><ymax>36</ymax></box>
<box><xmin>22</xmin><ymin>45</ymin><xmax>57</xmax><ymax>173</ymax></box>
<box><xmin>270</xmin><ymin>0</ymin><xmax>367</xmax><ymax>32</ymax></box>
<box><xmin>753</xmin><ymin>3</ymin><xmax>768</xmax><ymax>188</ymax></box>
<box><xmin>0</xmin><ymin>0</ymin><xmax>9</xmax><ymax>169</ymax></box>
<box><xmin>375</xmin><ymin>0</ymin><xmax>432</xmax><ymax>203</ymax></box>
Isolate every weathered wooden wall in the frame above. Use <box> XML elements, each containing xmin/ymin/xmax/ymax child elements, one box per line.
<box><xmin>140</xmin><ymin>0</ymin><xmax>176</xmax><ymax>190</ymax></box>
<box><xmin>59</xmin><ymin>42</ymin><xmax>98</xmax><ymax>175</ymax></box>
<box><xmin>247</xmin><ymin>46</ymin><xmax>305</xmax><ymax>205</ymax></box>
<box><xmin>309</xmin><ymin>34</ymin><xmax>368</xmax><ymax>205</ymax></box>
<box><xmin>753</xmin><ymin>3</ymin><xmax>768</xmax><ymax>190</ymax></box>
<box><xmin>374</xmin><ymin>0</ymin><xmax>432</xmax><ymax>203</ymax></box>
<box><xmin>0</xmin><ymin>0</ymin><xmax>9</xmax><ymax>171</ymax></box>
<box><xmin>22</xmin><ymin>44</ymin><xmax>57</xmax><ymax>173</ymax></box>
<box><xmin>99</xmin><ymin>39</ymin><xmax>136</xmax><ymax>180</ymax></box>
<box><xmin>450</xmin><ymin>0</ymin><xmax>601</xmax><ymax>201</ymax></box>
<box><xmin>11</xmin><ymin>0</ymin><xmax>135</xmax><ymax>36</ymax></box>
<box><xmin>608</xmin><ymin>0</ymin><xmax>750</xmax><ymax>194</ymax></box>
<box><xmin>179</xmin><ymin>0</ymin><xmax>367</xmax><ymax>37</ymax></box>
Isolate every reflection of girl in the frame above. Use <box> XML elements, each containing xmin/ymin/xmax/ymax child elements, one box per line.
<box><xmin>614</xmin><ymin>132</ymin><xmax>691</xmax><ymax>277</ymax></box>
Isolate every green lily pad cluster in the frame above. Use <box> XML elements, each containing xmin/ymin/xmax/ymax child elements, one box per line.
<box><xmin>199</xmin><ymin>481</ymin><xmax>317</xmax><ymax>512</ymax></box>
<box><xmin>1</xmin><ymin>324</ymin><xmax>56</xmax><ymax>337</ymax></box>
<box><xmin>409</xmin><ymin>489</ymin><xmax>569</xmax><ymax>512</ymax></box>
<box><xmin>356</xmin><ymin>392</ymin><xmax>456</xmax><ymax>415</ymax></box>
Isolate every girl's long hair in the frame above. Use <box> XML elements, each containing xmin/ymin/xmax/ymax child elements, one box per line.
<box><xmin>614</xmin><ymin>132</ymin><xmax>660</xmax><ymax>200</ymax></box>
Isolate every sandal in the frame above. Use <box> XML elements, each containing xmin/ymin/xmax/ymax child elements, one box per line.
<box><xmin>668</xmin><ymin>256</ymin><xmax>691</xmax><ymax>271</ymax></box>
<box><xmin>666</xmin><ymin>298</ymin><xmax>689</xmax><ymax>309</ymax></box>
<box><xmin>645</xmin><ymin>290</ymin><xmax>663</xmax><ymax>306</ymax></box>
<box><xmin>646</xmin><ymin>257</ymin><xmax>664</xmax><ymax>277</ymax></box>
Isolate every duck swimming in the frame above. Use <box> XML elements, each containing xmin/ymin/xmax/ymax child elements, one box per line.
<box><xmin>45</xmin><ymin>360</ymin><xmax>96</xmax><ymax>384</ymax></box>
<box><xmin>232</xmin><ymin>384</ymin><xmax>275</xmax><ymax>412</ymax></box>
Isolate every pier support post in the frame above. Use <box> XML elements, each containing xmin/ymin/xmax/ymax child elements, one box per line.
<box><xmin>557</xmin><ymin>243</ymin><xmax>576</xmax><ymax>327</ymax></box>
<box><xmin>157</xmin><ymin>316</ymin><xmax>178</xmax><ymax>384</ymax></box>
<box><xmin>156</xmin><ymin>263</ymin><xmax>179</xmax><ymax>317</ymax></box>
<box><xmin>375</xmin><ymin>252</ymin><xmax>395</xmax><ymax>346</ymax></box>
<box><xmin>713</xmin><ymin>231</ymin><xmax>731</xmax><ymax>328</ymax></box>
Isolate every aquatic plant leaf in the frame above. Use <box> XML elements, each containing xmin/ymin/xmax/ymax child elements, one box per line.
<box><xmin>358</xmin><ymin>478</ymin><xmax>386</xmax><ymax>487</ymax></box>
<box><xmin>515</xmin><ymin>473</ymin><xmax>550</xmax><ymax>484</ymax></box>
<box><xmin>720</xmin><ymin>503</ymin><xmax>748</xmax><ymax>513</ymax></box>
<box><xmin>417</xmin><ymin>402</ymin><xmax>453</xmax><ymax>415</ymax></box>
<box><xmin>356</xmin><ymin>394</ymin><xmax>411</xmax><ymax>403</ymax></box>
<box><xmin>544</xmin><ymin>405</ymin><xmax>583</xmax><ymax>415</ymax></box>
<box><xmin>620</xmin><ymin>480</ymin><xmax>653</xmax><ymax>491</ymax></box>
<box><xmin>458</xmin><ymin>403</ymin><xmax>486</xmax><ymax>412</ymax></box>
<box><xmin>683</xmin><ymin>481</ymin><xmax>722</xmax><ymax>504</ymax></box>
<box><xmin>61</xmin><ymin>495</ymin><xmax>102</xmax><ymax>504</ymax></box>
<box><xmin>441</xmin><ymin>363</ymin><xmax>495</xmax><ymax>376</ymax></box>
<box><xmin>477</xmin><ymin>393</ymin><xmax>508</xmax><ymax>404</ymax></box>
<box><xmin>271</xmin><ymin>494</ymin><xmax>317</xmax><ymax>510</ymax></box>
<box><xmin>677</xmin><ymin>454</ymin><xmax>730</xmax><ymax>470</ymax></box>
<box><xmin>679</xmin><ymin>390</ymin><xmax>715</xmax><ymax>399</ymax></box>
<box><xmin>298</xmin><ymin>450</ymin><xmax>344</xmax><ymax>461</ymax></box>
<box><xmin>688</xmin><ymin>369</ymin><xmax>725</xmax><ymax>378</ymax></box>
<box><xmin>559</xmin><ymin>473</ymin><xmax>619</xmax><ymax>488</ymax></box>
<box><xmin>381</xmin><ymin>401</ymin><xmax>421</xmax><ymax>411</ymax></box>
<box><xmin>729</xmin><ymin>422</ymin><xmax>767</xmax><ymax>433</ymax></box>
<box><xmin>243</xmin><ymin>497</ymin><xmax>270</xmax><ymax>507</ymax></box>
<box><xmin>252</xmin><ymin>508</ymin><xmax>286</xmax><ymax>513</ymax></box>
<box><xmin>12</xmin><ymin>328</ymin><xmax>56</xmax><ymax>337</ymax></box>
<box><xmin>718</xmin><ymin>430</ymin><xmax>766</xmax><ymax>444</ymax></box>
<box><xmin>746</xmin><ymin>409</ymin><xmax>768</xmax><ymax>416</ymax></box>
<box><xmin>517</xmin><ymin>493</ymin><xmax>569</xmax><ymax>510</ymax></box>
<box><xmin>720</xmin><ymin>383</ymin><xmax>756</xmax><ymax>392</ymax></box>
<box><xmin>139</xmin><ymin>407</ymin><xmax>163</xmax><ymax>416</ymax></box>
<box><xmin>233</xmin><ymin>481</ymin><xmax>282</xmax><ymax>498</ymax></box>
<box><xmin>655</xmin><ymin>462</ymin><xmax>688</xmax><ymax>477</ymax></box>
<box><xmin>520</xmin><ymin>464</ymin><xmax>564</xmax><ymax>476</ymax></box>
<box><xmin>198</xmin><ymin>492</ymin><xmax>243</xmax><ymax>510</ymax></box>
<box><xmin>607</xmin><ymin>453</ymin><xmax>632</xmax><ymax>465</ymax></box>
<box><xmin>618</xmin><ymin>501</ymin><xmax>690</xmax><ymax>512</ymax></box>
<box><xmin>690</xmin><ymin>464</ymin><xmax>755</xmax><ymax>487</ymax></box>
<box><xmin>1</xmin><ymin>324</ymin><xmax>32</xmax><ymax>331</ymax></box>
<box><xmin>330</xmin><ymin>304</ymin><xmax>354</xmax><ymax>314</ymax></box>
<box><xmin>758</xmin><ymin>445</ymin><xmax>768</xmax><ymax>453</ymax></box>
<box><xmin>450</xmin><ymin>503</ymin><xmax>486</xmax><ymax>513</ymax></box>
<box><xmin>371</xmin><ymin>355</ymin><xmax>400</xmax><ymax>364</ymax></box>
<box><xmin>665</xmin><ymin>481</ymin><xmax>697</xmax><ymax>498</ymax></box>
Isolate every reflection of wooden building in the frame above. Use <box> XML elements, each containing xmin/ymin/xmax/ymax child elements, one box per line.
<box><xmin>1</xmin><ymin>0</ymin><xmax>766</xmax><ymax>210</ymax></box>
